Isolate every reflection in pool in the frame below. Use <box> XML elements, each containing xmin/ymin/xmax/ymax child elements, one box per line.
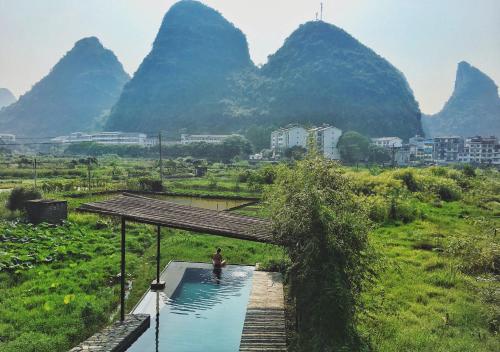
<box><xmin>127</xmin><ymin>266</ymin><xmax>254</xmax><ymax>352</ymax></box>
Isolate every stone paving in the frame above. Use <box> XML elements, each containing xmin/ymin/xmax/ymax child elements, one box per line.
<box><xmin>239</xmin><ymin>271</ymin><xmax>287</xmax><ymax>351</ymax></box>
<box><xmin>69</xmin><ymin>314</ymin><xmax>149</xmax><ymax>352</ymax></box>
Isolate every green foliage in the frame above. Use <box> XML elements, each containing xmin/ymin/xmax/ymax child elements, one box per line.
<box><xmin>462</xmin><ymin>164</ymin><xmax>477</xmax><ymax>178</ymax></box>
<box><xmin>338</xmin><ymin>131</ymin><xmax>370</xmax><ymax>164</ymax></box>
<box><xmin>65</xmin><ymin>136</ymin><xmax>252</xmax><ymax>162</ymax></box>
<box><xmin>283</xmin><ymin>146</ymin><xmax>307</xmax><ymax>160</ymax></box>
<box><xmin>137</xmin><ymin>178</ymin><xmax>164</xmax><ymax>192</ymax></box>
<box><xmin>368</xmin><ymin>144</ymin><xmax>391</xmax><ymax>163</ymax></box>
<box><xmin>266</xmin><ymin>156</ymin><xmax>374</xmax><ymax>350</ymax></box>
<box><xmin>6</xmin><ymin>187</ymin><xmax>42</xmax><ymax>212</ymax></box>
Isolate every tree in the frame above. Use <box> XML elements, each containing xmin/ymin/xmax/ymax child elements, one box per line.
<box><xmin>283</xmin><ymin>145</ymin><xmax>307</xmax><ymax>160</ymax></box>
<box><xmin>7</xmin><ymin>187</ymin><xmax>42</xmax><ymax>212</ymax></box>
<box><xmin>265</xmin><ymin>156</ymin><xmax>374</xmax><ymax>350</ymax></box>
<box><xmin>368</xmin><ymin>144</ymin><xmax>391</xmax><ymax>163</ymax></box>
<box><xmin>337</xmin><ymin>131</ymin><xmax>370</xmax><ymax>164</ymax></box>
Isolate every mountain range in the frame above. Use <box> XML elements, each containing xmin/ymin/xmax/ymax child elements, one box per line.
<box><xmin>423</xmin><ymin>61</ymin><xmax>500</xmax><ymax>137</ymax></box>
<box><xmin>0</xmin><ymin>37</ymin><xmax>129</xmax><ymax>137</ymax></box>
<box><xmin>0</xmin><ymin>88</ymin><xmax>16</xmax><ymax>109</ymax></box>
<box><xmin>105</xmin><ymin>0</ymin><xmax>423</xmax><ymax>140</ymax></box>
<box><xmin>4</xmin><ymin>0</ymin><xmax>497</xmax><ymax>143</ymax></box>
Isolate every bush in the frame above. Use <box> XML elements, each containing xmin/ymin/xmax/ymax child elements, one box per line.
<box><xmin>365</xmin><ymin>195</ymin><xmax>388</xmax><ymax>222</ymax></box>
<box><xmin>6</xmin><ymin>187</ymin><xmax>42</xmax><ymax>212</ymax></box>
<box><xmin>433</xmin><ymin>181</ymin><xmax>461</xmax><ymax>202</ymax></box>
<box><xmin>388</xmin><ymin>198</ymin><xmax>420</xmax><ymax>223</ymax></box>
<box><xmin>400</xmin><ymin>170</ymin><xmax>420</xmax><ymax>192</ymax></box>
<box><xmin>462</xmin><ymin>164</ymin><xmax>476</xmax><ymax>178</ymax></box>
<box><xmin>138</xmin><ymin>178</ymin><xmax>163</xmax><ymax>192</ymax></box>
<box><xmin>266</xmin><ymin>156</ymin><xmax>374</xmax><ymax>350</ymax></box>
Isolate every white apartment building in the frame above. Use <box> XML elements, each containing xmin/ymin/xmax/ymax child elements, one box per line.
<box><xmin>309</xmin><ymin>125</ymin><xmax>342</xmax><ymax>159</ymax></box>
<box><xmin>459</xmin><ymin>136</ymin><xmax>499</xmax><ymax>165</ymax></box>
<box><xmin>270</xmin><ymin>125</ymin><xmax>308</xmax><ymax>154</ymax></box>
<box><xmin>0</xmin><ymin>133</ymin><xmax>16</xmax><ymax>144</ymax></box>
<box><xmin>371</xmin><ymin>137</ymin><xmax>403</xmax><ymax>149</ymax></box>
<box><xmin>180</xmin><ymin>134</ymin><xmax>239</xmax><ymax>145</ymax></box>
<box><xmin>52</xmin><ymin>132</ymin><xmax>148</xmax><ymax>146</ymax></box>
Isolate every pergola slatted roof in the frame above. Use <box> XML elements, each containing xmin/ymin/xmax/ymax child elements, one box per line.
<box><xmin>77</xmin><ymin>193</ymin><xmax>274</xmax><ymax>322</ymax></box>
<box><xmin>77</xmin><ymin>193</ymin><xmax>273</xmax><ymax>243</ymax></box>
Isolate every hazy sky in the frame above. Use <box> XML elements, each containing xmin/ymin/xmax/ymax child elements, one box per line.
<box><xmin>0</xmin><ymin>0</ymin><xmax>499</xmax><ymax>114</ymax></box>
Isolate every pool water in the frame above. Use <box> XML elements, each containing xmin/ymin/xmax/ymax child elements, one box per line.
<box><xmin>127</xmin><ymin>266</ymin><xmax>254</xmax><ymax>352</ymax></box>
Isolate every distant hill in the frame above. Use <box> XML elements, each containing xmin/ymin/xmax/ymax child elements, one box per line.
<box><xmin>258</xmin><ymin>21</ymin><xmax>423</xmax><ymax>139</ymax></box>
<box><xmin>0</xmin><ymin>88</ymin><xmax>16</xmax><ymax>109</ymax></box>
<box><xmin>0</xmin><ymin>37</ymin><xmax>129</xmax><ymax>137</ymax></box>
<box><xmin>105</xmin><ymin>1</ymin><xmax>423</xmax><ymax>140</ymax></box>
<box><xmin>423</xmin><ymin>61</ymin><xmax>500</xmax><ymax>137</ymax></box>
<box><xmin>105</xmin><ymin>0</ymin><xmax>254</xmax><ymax>136</ymax></box>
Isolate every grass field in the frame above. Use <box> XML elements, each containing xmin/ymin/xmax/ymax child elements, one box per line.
<box><xmin>0</xmin><ymin>158</ymin><xmax>498</xmax><ymax>351</ymax></box>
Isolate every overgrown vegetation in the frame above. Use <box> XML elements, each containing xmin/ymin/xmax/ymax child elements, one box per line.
<box><xmin>0</xmin><ymin>156</ymin><xmax>498</xmax><ymax>352</ymax></box>
<box><xmin>266</xmin><ymin>156</ymin><xmax>375</xmax><ymax>350</ymax></box>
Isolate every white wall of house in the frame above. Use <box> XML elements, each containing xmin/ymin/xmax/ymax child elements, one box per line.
<box><xmin>371</xmin><ymin>137</ymin><xmax>403</xmax><ymax>148</ymax></box>
<box><xmin>310</xmin><ymin>125</ymin><xmax>342</xmax><ymax>160</ymax></box>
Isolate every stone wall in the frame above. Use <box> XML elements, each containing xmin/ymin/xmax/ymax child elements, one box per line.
<box><xmin>69</xmin><ymin>314</ymin><xmax>150</xmax><ymax>352</ymax></box>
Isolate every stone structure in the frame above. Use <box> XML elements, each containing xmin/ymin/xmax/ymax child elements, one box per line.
<box><xmin>69</xmin><ymin>314</ymin><xmax>150</xmax><ymax>352</ymax></box>
<box><xmin>25</xmin><ymin>199</ymin><xmax>67</xmax><ymax>225</ymax></box>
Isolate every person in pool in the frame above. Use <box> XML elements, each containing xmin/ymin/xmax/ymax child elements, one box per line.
<box><xmin>212</xmin><ymin>247</ymin><xmax>226</xmax><ymax>269</ymax></box>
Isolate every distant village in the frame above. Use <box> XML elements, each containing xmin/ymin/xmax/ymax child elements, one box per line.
<box><xmin>0</xmin><ymin>127</ymin><xmax>499</xmax><ymax>166</ymax></box>
<box><xmin>264</xmin><ymin>124</ymin><xmax>500</xmax><ymax>166</ymax></box>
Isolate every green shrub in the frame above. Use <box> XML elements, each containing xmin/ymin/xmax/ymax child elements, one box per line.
<box><xmin>6</xmin><ymin>187</ymin><xmax>42</xmax><ymax>212</ymax></box>
<box><xmin>138</xmin><ymin>178</ymin><xmax>163</xmax><ymax>192</ymax></box>
<box><xmin>433</xmin><ymin>181</ymin><xmax>461</xmax><ymax>201</ymax></box>
<box><xmin>400</xmin><ymin>170</ymin><xmax>420</xmax><ymax>192</ymax></box>
<box><xmin>462</xmin><ymin>164</ymin><xmax>476</xmax><ymax>178</ymax></box>
<box><xmin>389</xmin><ymin>198</ymin><xmax>420</xmax><ymax>223</ymax></box>
<box><xmin>365</xmin><ymin>195</ymin><xmax>388</xmax><ymax>222</ymax></box>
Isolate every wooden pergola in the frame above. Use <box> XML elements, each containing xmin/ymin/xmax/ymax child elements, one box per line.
<box><xmin>77</xmin><ymin>193</ymin><xmax>273</xmax><ymax>321</ymax></box>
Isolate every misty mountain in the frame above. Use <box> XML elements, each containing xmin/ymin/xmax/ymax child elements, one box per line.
<box><xmin>257</xmin><ymin>21</ymin><xmax>423</xmax><ymax>139</ymax></box>
<box><xmin>105</xmin><ymin>0</ymin><xmax>254</xmax><ymax>135</ymax></box>
<box><xmin>423</xmin><ymin>61</ymin><xmax>500</xmax><ymax>137</ymax></box>
<box><xmin>105</xmin><ymin>1</ymin><xmax>423</xmax><ymax>140</ymax></box>
<box><xmin>0</xmin><ymin>88</ymin><xmax>16</xmax><ymax>109</ymax></box>
<box><xmin>0</xmin><ymin>37</ymin><xmax>129</xmax><ymax>137</ymax></box>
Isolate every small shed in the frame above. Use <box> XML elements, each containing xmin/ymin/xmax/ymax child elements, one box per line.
<box><xmin>194</xmin><ymin>166</ymin><xmax>207</xmax><ymax>177</ymax></box>
<box><xmin>25</xmin><ymin>199</ymin><xmax>68</xmax><ymax>225</ymax></box>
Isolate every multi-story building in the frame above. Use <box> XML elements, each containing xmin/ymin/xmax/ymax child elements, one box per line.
<box><xmin>52</xmin><ymin>132</ymin><xmax>148</xmax><ymax>146</ymax></box>
<box><xmin>433</xmin><ymin>136</ymin><xmax>464</xmax><ymax>163</ymax></box>
<box><xmin>180</xmin><ymin>134</ymin><xmax>239</xmax><ymax>145</ymax></box>
<box><xmin>371</xmin><ymin>137</ymin><xmax>403</xmax><ymax>149</ymax></box>
<box><xmin>0</xmin><ymin>133</ymin><xmax>16</xmax><ymax>144</ymax></box>
<box><xmin>408</xmin><ymin>135</ymin><xmax>434</xmax><ymax>162</ymax></box>
<box><xmin>270</xmin><ymin>125</ymin><xmax>308</xmax><ymax>154</ymax></box>
<box><xmin>309</xmin><ymin>125</ymin><xmax>342</xmax><ymax>160</ymax></box>
<box><xmin>459</xmin><ymin>136</ymin><xmax>498</xmax><ymax>165</ymax></box>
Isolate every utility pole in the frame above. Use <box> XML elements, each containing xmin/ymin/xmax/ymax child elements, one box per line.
<box><xmin>158</xmin><ymin>131</ymin><xmax>163</xmax><ymax>185</ymax></box>
<box><xmin>87</xmin><ymin>158</ymin><xmax>92</xmax><ymax>193</ymax></box>
<box><xmin>320</xmin><ymin>2</ymin><xmax>323</xmax><ymax>21</ymax></box>
<box><xmin>33</xmin><ymin>157</ymin><xmax>37</xmax><ymax>190</ymax></box>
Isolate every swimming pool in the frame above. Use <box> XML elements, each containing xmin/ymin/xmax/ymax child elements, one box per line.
<box><xmin>127</xmin><ymin>262</ymin><xmax>254</xmax><ymax>352</ymax></box>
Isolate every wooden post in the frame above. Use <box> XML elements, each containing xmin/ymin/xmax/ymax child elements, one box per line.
<box><xmin>151</xmin><ymin>225</ymin><xmax>165</xmax><ymax>290</ymax></box>
<box><xmin>159</xmin><ymin>132</ymin><xmax>163</xmax><ymax>185</ymax></box>
<box><xmin>156</xmin><ymin>225</ymin><xmax>161</xmax><ymax>283</ymax></box>
<box><xmin>120</xmin><ymin>217</ymin><xmax>126</xmax><ymax>322</ymax></box>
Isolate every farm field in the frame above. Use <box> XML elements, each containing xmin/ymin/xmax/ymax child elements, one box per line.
<box><xmin>0</xmin><ymin>157</ymin><xmax>498</xmax><ymax>352</ymax></box>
